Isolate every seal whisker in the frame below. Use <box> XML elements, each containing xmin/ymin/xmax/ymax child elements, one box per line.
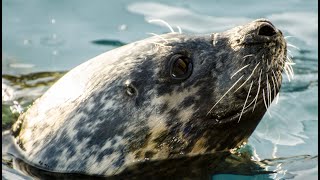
<box><xmin>244</xmin><ymin>84</ymin><xmax>258</xmax><ymax>110</ymax></box>
<box><xmin>262</xmin><ymin>89</ymin><xmax>272</xmax><ymax>117</ymax></box>
<box><xmin>286</xmin><ymin>56</ymin><xmax>295</xmax><ymax>78</ymax></box>
<box><xmin>176</xmin><ymin>26</ymin><xmax>182</xmax><ymax>34</ymax></box>
<box><xmin>244</xmin><ymin>71</ymin><xmax>261</xmax><ymax>109</ymax></box>
<box><xmin>207</xmin><ymin>75</ymin><xmax>244</xmax><ymax>115</ymax></box>
<box><xmin>271</xmin><ymin>76</ymin><xmax>277</xmax><ymax>100</ymax></box>
<box><xmin>285</xmin><ymin>64</ymin><xmax>294</xmax><ymax>79</ymax></box>
<box><xmin>272</xmin><ymin>70</ymin><xmax>279</xmax><ymax>90</ymax></box>
<box><xmin>286</xmin><ymin>55</ymin><xmax>294</xmax><ymax>63</ymax></box>
<box><xmin>275</xmin><ymin>93</ymin><xmax>280</xmax><ymax>104</ymax></box>
<box><xmin>230</xmin><ymin>64</ymin><xmax>250</xmax><ymax>79</ymax></box>
<box><xmin>285</xmin><ymin>65</ymin><xmax>292</xmax><ymax>80</ymax></box>
<box><xmin>244</xmin><ymin>81</ymin><xmax>259</xmax><ymax>109</ymax></box>
<box><xmin>268</xmin><ymin>79</ymin><xmax>272</xmax><ymax>107</ymax></box>
<box><xmin>252</xmin><ymin>69</ymin><xmax>262</xmax><ymax>112</ymax></box>
<box><xmin>148</xmin><ymin>19</ymin><xmax>175</xmax><ymax>33</ymax></box>
<box><xmin>244</xmin><ymin>95</ymin><xmax>255</xmax><ymax>109</ymax></box>
<box><xmin>147</xmin><ymin>33</ymin><xmax>180</xmax><ymax>43</ymax></box>
<box><xmin>287</xmin><ymin>43</ymin><xmax>300</xmax><ymax>50</ymax></box>
<box><xmin>287</xmin><ymin>49</ymin><xmax>293</xmax><ymax>58</ymax></box>
<box><xmin>289</xmin><ymin>63</ymin><xmax>294</xmax><ymax>75</ymax></box>
<box><xmin>238</xmin><ymin>81</ymin><xmax>253</xmax><ymax>123</ymax></box>
<box><xmin>283</xmin><ymin>65</ymin><xmax>291</xmax><ymax>82</ymax></box>
<box><xmin>288</xmin><ymin>64</ymin><xmax>294</xmax><ymax>78</ymax></box>
<box><xmin>266</xmin><ymin>75</ymin><xmax>271</xmax><ymax>107</ymax></box>
<box><xmin>287</xmin><ymin>51</ymin><xmax>294</xmax><ymax>59</ymax></box>
<box><xmin>151</xmin><ymin>42</ymin><xmax>168</xmax><ymax>47</ymax></box>
<box><xmin>234</xmin><ymin>62</ymin><xmax>260</xmax><ymax>92</ymax></box>
<box><xmin>284</xmin><ymin>36</ymin><xmax>294</xmax><ymax>39</ymax></box>
<box><xmin>285</xmin><ymin>62</ymin><xmax>296</xmax><ymax>65</ymax></box>
<box><xmin>243</xmin><ymin>54</ymin><xmax>254</xmax><ymax>59</ymax></box>
<box><xmin>147</xmin><ymin>33</ymin><xmax>169</xmax><ymax>43</ymax></box>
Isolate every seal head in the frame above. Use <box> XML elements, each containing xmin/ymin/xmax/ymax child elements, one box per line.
<box><xmin>12</xmin><ymin>19</ymin><xmax>287</xmax><ymax>176</ymax></box>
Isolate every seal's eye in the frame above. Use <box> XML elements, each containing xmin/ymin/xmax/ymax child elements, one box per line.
<box><xmin>169</xmin><ymin>55</ymin><xmax>193</xmax><ymax>80</ymax></box>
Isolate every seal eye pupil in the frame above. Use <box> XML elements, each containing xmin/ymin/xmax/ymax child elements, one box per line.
<box><xmin>170</xmin><ymin>55</ymin><xmax>193</xmax><ymax>80</ymax></box>
<box><xmin>172</xmin><ymin>58</ymin><xmax>188</xmax><ymax>77</ymax></box>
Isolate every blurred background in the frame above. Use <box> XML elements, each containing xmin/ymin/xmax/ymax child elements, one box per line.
<box><xmin>2</xmin><ymin>0</ymin><xmax>318</xmax><ymax>179</ymax></box>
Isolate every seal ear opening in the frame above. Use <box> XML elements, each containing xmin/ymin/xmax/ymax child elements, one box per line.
<box><xmin>125</xmin><ymin>80</ymin><xmax>138</xmax><ymax>96</ymax></box>
<box><xmin>126</xmin><ymin>85</ymin><xmax>136</xmax><ymax>96</ymax></box>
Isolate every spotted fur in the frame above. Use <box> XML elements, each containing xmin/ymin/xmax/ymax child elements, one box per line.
<box><xmin>12</xmin><ymin>19</ymin><xmax>287</xmax><ymax>176</ymax></box>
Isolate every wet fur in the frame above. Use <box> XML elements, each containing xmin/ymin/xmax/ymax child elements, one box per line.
<box><xmin>11</xmin><ymin>19</ymin><xmax>286</xmax><ymax>176</ymax></box>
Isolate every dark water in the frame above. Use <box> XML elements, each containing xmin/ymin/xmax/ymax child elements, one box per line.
<box><xmin>2</xmin><ymin>0</ymin><xmax>318</xmax><ymax>179</ymax></box>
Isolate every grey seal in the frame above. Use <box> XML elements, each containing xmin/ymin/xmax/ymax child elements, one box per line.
<box><xmin>11</xmin><ymin>19</ymin><xmax>288</xmax><ymax>177</ymax></box>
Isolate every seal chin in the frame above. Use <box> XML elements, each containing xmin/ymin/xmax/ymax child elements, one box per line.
<box><xmin>205</xmin><ymin>98</ymin><xmax>265</xmax><ymax>125</ymax></box>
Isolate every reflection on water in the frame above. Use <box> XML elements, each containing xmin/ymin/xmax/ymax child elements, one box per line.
<box><xmin>3</xmin><ymin>148</ymin><xmax>267</xmax><ymax>180</ymax></box>
<box><xmin>91</xmin><ymin>39</ymin><xmax>126</xmax><ymax>46</ymax></box>
<box><xmin>2</xmin><ymin>0</ymin><xmax>318</xmax><ymax>179</ymax></box>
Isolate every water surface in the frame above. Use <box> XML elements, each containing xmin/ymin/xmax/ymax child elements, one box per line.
<box><xmin>2</xmin><ymin>0</ymin><xmax>318</xmax><ymax>179</ymax></box>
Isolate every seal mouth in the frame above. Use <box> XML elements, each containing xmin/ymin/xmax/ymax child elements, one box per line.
<box><xmin>204</xmin><ymin>98</ymin><xmax>265</xmax><ymax>125</ymax></box>
<box><xmin>241</xmin><ymin>36</ymin><xmax>281</xmax><ymax>46</ymax></box>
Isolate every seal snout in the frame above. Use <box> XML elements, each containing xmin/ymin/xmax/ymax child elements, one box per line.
<box><xmin>254</xmin><ymin>19</ymin><xmax>279</xmax><ymax>37</ymax></box>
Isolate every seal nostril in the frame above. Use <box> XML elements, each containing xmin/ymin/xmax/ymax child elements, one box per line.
<box><xmin>258</xmin><ymin>24</ymin><xmax>276</xmax><ymax>37</ymax></box>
